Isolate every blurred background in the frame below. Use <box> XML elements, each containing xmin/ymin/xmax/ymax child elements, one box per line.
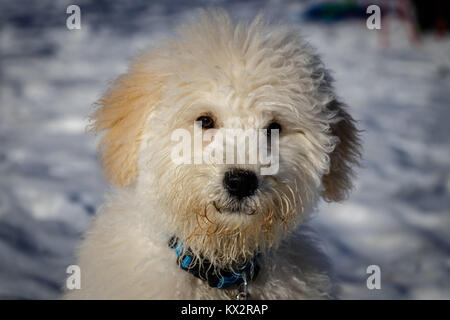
<box><xmin>0</xmin><ymin>0</ymin><xmax>449</xmax><ymax>299</ymax></box>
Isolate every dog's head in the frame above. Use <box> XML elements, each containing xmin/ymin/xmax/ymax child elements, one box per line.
<box><xmin>90</xmin><ymin>10</ymin><xmax>361</xmax><ymax>266</ymax></box>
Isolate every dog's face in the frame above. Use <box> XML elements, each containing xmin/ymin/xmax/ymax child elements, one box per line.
<box><xmin>90</xmin><ymin>11</ymin><xmax>360</xmax><ymax>265</ymax></box>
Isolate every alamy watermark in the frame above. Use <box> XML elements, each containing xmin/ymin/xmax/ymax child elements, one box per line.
<box><xmin>66</xmin><ymin>5</ymin><xmax>81</xmax><ymax>30</ymax></box>
<box><xmin>66</xmin><ymin>265</ymin><xmax>81</xmax><ymax>290</ymax></box>
<box><xmin>366</xmin><ymin>265</ymin><xmax>381</xmax><ymax>290</ymax></box>
<box><xmin>171</xmin><ymin>121</ymin><xmax>280</xmax><ymax>175</ymax></box>
<box><xmin>366</xmin><ymin>5</ymin><xmax>381</xmax><ymax>30</ymax></box>
<box><xmin>66</xmin><ymin>4</ymin><xmax>381</xmax><ymax>31</ymax></box>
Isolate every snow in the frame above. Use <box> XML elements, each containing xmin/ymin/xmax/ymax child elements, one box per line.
<box><xmin>1</xmin><ymin>0</ymin><xmax>449</xmax><ymax>299</ymax></box>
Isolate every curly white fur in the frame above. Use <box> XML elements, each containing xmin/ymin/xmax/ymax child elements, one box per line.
<box><xmin>64</xmin><ymin>10</ymin><xmax>360</xmax><ymax>300</ymax></box>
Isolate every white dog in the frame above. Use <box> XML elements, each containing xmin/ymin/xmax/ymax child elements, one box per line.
<box><xmin>65</xmin><ymin>10</ymin><xmax>360</xmax><ymax>300</ymax></box>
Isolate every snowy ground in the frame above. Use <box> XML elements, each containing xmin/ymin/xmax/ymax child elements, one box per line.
<box><xmin>0</xmin><ymin>0</ymin><xmax>449</xmax><ymax>299</ymax></box>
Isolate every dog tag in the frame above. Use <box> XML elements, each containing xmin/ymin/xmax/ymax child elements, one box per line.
<box><xmin>236</xmin><ymin>273</ymin><xmax>250</xmax><ymax>300</ymax></box>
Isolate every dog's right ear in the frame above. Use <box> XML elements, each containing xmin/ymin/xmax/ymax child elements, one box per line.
<box><xmin>89</xmin><ymin>64</ymin><xmax>165</xmax><ymax>187</ymax></box>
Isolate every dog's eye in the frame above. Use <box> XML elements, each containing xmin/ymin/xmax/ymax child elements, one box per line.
<box><xmin>196</xmin><ymin>116</ymin><xmax>215</xmax><ymax>129</ymax></box>
<box><xmin>267</xmin><ymin>122</ymin><xmax>282</xmax><ymax>135</ymax></box>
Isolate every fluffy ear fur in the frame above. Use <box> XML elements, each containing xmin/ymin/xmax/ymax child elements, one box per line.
<box><xmin>322</xmin><ymin>100</ymin><xmax>362</xmax><ymax>202</ymax></box>
<box><xmin>89</xmin><ymin>62</ymin><xmax>165</xmax><ymax>187</ymax></box>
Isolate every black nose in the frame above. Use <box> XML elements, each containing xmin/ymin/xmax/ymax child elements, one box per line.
<box><xmin>223</xmin><ymin>169</ymin><xmax>258</xmax><ymax>199</ymax></box>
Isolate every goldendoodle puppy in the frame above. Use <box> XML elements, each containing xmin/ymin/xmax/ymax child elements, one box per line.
<box><xmin>65</xmin><ymin>10</ymin><xmax>361</xmax><ymax>300</ymax></box>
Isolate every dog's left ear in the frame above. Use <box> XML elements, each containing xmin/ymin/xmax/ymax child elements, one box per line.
<box><xmin>321</xmin><ymin>100</ymin><xmax>362</xmax><ymax>202</ymax></box>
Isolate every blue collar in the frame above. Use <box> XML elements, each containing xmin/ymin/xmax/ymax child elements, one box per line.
<box><xmin>169</xmin><ymin>237</ymin><xmax>260</xmax><ymax>289</ymax></box>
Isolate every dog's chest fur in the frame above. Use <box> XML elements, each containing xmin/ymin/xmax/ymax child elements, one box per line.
<box><xmin>64</xmin><ymin>195</ymin><xmax>335</xmax><ymax>300</ymax></box>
